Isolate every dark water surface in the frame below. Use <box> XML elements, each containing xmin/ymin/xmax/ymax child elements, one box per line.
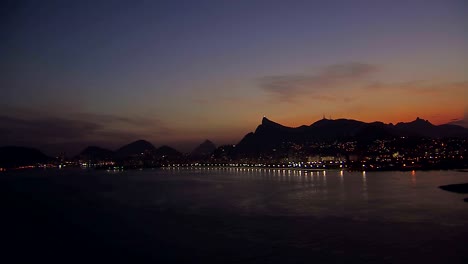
<box><xmin>1</xmin><ymin>168</ymin><xmax>467</xmax><ymax>263</ymax></box>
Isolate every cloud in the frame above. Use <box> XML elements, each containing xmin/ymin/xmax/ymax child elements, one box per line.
<box><xmin>0</xmin><ymin>115</ymin><xmax>100</xmax><ymax>142</ymax></box>
<box><xmin>449</xmin><ymin>118</ymin><xmax>468</xmax><ymax>128</ymax></box>
<box><xmin>0</xmin><ymin>109</ymin><xmax>171</xmax><ymax>154</ymax></box>
<box><xmin>364</xmin><ymin>80</ymin><xmax>468</xmax><ymax>95</ymax></box>
<box><xmin>193</xmin><ymin>96</ymin><xmax>245</xmax><ymax>105</ymax></box>
<box><xmin>71</xmin><ymin>112</ymin><xmax>171</xmax><ymax>133</ymax></box>
<box><xmin>259</xmin><ymin>62</ymin><xmax>379</xmax><ymax>102</ymax></box>
<box><xmin>449</xmin><ymin>108</ymin><xmax>468</xmax><ymax>128</ymax></box>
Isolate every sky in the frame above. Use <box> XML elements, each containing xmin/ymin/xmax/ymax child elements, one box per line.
<box><xmin>1</xmin><ymin>0</ymin><xmax>467</xmax><ymax>155</ymax></box>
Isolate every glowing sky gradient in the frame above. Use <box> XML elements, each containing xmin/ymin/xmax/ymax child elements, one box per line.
<box><xmin>1</xmin><ymin>0</ymin><xmax>467</xmax><ymax>154</ymax></box>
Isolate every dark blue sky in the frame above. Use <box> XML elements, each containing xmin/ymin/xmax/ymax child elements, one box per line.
<box><xmin>1</xmin><ymin>0</ymin><xmax>467</xmax><ymax>154</ymax></box>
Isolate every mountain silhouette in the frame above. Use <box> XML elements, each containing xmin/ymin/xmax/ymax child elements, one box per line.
<box><xmin>237</xmin><ymin>117</ymin><xmax>302</xmax><ymax>153</ymax></box>
<box><xmin>238</xmin><ymin>117</ymin><xmax>371</xmax><ymax>153</ymax></box>
<box><xmin>115</xmin><ymin>140</ymin><xmax>156</xmax><ymax>158</ymax></box>
<box><xmin>77</xmin><ymin>146</ymin><xmax>115</xmax><ymax>160</ymax></box>
<box><xmin>3</xmin><ymin>117</ymin><xmax>467</xmax><ymax>166</ymax></box>
<box><xmin>191</xmin><ymin>140</ymin><xmax>216</xmax><ymax>157</ymax></box>
<box><xmin>394</xmin><ymin>117</ymin><xmax>468</xmax><ymax>137</ymax></box>
<box><xmin>0</xmin><ymin>146</ymin><xmax>51</xmax><ymax>168</ymax></box>
<box><xmin>154</xmin><ymin>145</ymin><xmax>182</xmax><ymax>158</ymax></box>
<box><xmin>309</xmin><ymin>118</ymin><xmax>368</xmax><ymax>139</ymax></box>
<box><xmin>236</xmin><ymin>117</ymin><xmax>468</xmax><ymax>154</ymax></box>
<box><xmin>76</xmin><ymin>140</ymin><xmax>183</xmax><ymax>161</ymax></box>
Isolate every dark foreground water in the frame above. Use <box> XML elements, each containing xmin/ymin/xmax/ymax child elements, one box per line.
<box><xmin>1</xmin><ymin>168</ymin><xmax>467</xmax><ymax>263</ymax></box>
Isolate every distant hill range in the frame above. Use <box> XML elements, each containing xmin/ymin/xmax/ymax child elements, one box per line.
<box><xmin>77</xmin><ymin>146</ymin><xmax>115</xmax><ymax>160</ymax></box>
<box><xmin>1</xmin><ymin>117</ymin><xmax>467</xmax><ymax>167</ymax></box>
<box><xmin>236</xmin><ymin>117</ymin><xmax>468</xmax><ymax>154</ymax></box>
<box><xmin>191</xmin><ymin>140</ymin><xmax>216</xmax><ymax>158</ymax></box>
<box><xmin>0</xmin><ymin>146</ymin><xmax>51</xmax><ymax>168</ymax></box>
<box><xmin>115</xmin><ymin>139</ymin><xmax>157</xmax><ymax>158</ymax></box>
<box><xmin>154</xmin><ymin>145</ymin><xmax>183</xmax><ymax>159</ymax></box>
<box><xmin>77</xmin><ymin>139</ymin><xmax>218</xmax><ymax>161</ymax></box>
<box><xmin>77</xmin><ymin>140</ymin><xmax>183</xmax><ymax>161</ymax></box>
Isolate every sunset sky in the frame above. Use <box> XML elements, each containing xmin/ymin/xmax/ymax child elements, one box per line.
<box><xmin>1</xmin><ymin>0</ymin><xmax>467</xmax><ymax>154</ymax></box>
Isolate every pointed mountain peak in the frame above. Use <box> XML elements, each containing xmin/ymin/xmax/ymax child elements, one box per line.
<box><xmin>413</xmin><ymin>117</ymin><xmax>431</xmax><ymax>124</ymax></box>
<box><xmin>397</xmin><ymin>117</ymin><xmax>433</xmax><ymax>127</ymax></box>
<box><xmin>202</xmin><ymin>139</ymin><xmax>214</xmax><ymax>145</ymax></box>
<box><xmin>261</xmin><ymin>116</ymin><xmax>284</xmax><ymax>127</ymax></box>
<box><xmin>262</xmin><ymin>116</ymin><xmax>272</xmax><ymax>125</ymax></box>
<box><xmin>254</xmin><ymin>116</ymin><xmax>291</xmax><ymax>135</ymax></box>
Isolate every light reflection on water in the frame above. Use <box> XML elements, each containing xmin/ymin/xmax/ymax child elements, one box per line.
<box><xmin>148</xmin><ymin>167</ymin><xmax>468</xmax><ymax>225</ymax></box>
<box><xmin>2</xmin><ymin>168</ymin><xmax>467</xmax><ymax>263</ymax></box>
<box><xmin>6</xmin><ymin>168</ymin><xmax>467</xmax><ymax>226</ymax></box>
<box><xmin>362</xmin><ymin>171</ymin><xmax>368</xmax><ymax>201</ymax></box>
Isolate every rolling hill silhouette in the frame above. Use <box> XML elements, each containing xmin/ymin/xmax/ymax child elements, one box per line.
<box><xmin>191</xmin><ymin>140</ymin><xmax>216</xmax><ymax>157</ymax></box>
<box><xmin>115</xmin><ymin>140</ymin><xmax>157</xmax><ymax>158</ymax></box>
<box><xmin>0</xmin><ymin>146</ymin><xmax>51</xmax><ymax>168</ymax></box>
<box><xmin>236</xmin><ymin>117</ymin><xmax>468</xmax><ymax>154</ymax></box>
